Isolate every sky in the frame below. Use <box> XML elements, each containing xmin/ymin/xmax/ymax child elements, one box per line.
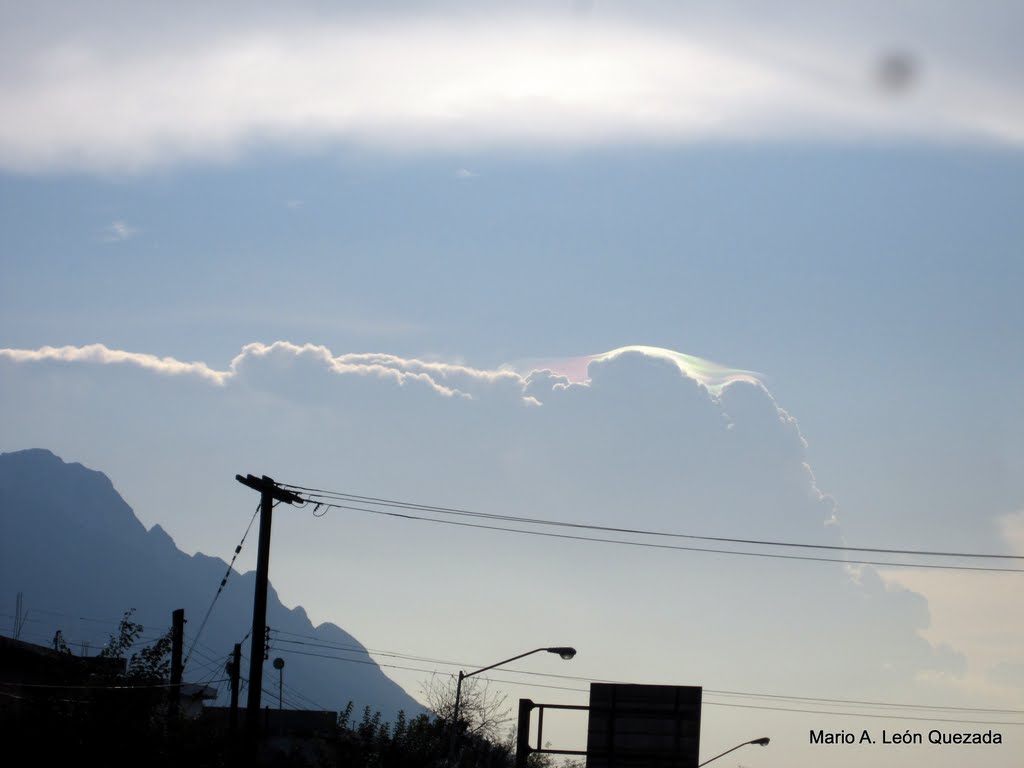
<box><xmin>1</xmin><ymin>2</ymin><xmax>1023</xmax><ymax>766</ymax></box>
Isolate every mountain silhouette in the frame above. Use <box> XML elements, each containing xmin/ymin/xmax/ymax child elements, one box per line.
<box><xmin>0</xmin><ymin>448</ymin><xmax>423</xmax><ymax>720</ymax></box>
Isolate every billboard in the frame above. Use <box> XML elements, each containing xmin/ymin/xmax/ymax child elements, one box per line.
<box><xmin>585</xmin><ymin>683</ymin><xmax>702</xmax><ymax>768</ymax></box>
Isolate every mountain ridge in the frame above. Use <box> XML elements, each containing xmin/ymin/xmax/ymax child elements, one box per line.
<box><xmin>0</xmin><ymin>447</ymin><xmax>424</xmax><ymax>720</ymax></box>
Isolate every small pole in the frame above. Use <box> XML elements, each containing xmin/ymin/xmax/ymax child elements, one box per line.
<box><xmin>228</xmin><ymin>643</ymin><xmax>241</xmax><ymax>735</ymax></box>
<box><xmin>169</xmin><ymin>609</ymin><xmax>185</xmax><ymax>722</ymax></box>
<box><xmin>273</xmin><ymin>657</ymin><xmax>285</xmax><ymax>711</ymax></box>
<box><xmin>449</xmin><ymin>670</ymin><xmax>465</xmax><ymax>760</ymax></box>
<box><xmin>515</xmin><ymin>699</ymin><xmax>535</xmax><ymax>768</ymax></box>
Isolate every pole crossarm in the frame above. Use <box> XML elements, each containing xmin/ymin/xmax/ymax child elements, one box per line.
<box><xmin>235</xmin><ymin>474</ymin><xmax>304</xmax><ymax>505</ymax></box>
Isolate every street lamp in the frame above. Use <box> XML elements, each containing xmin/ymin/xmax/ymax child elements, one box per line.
<box><xmin>272</xmin><ymin>657</ymin><xmax>285</xmax><ymax>711</ymax></box>
<box><xmin>449</xmin><ymin>647</ymin><xmax>577</xmax><ymax>760</ymax></box>
<box><xmin>698</xmin><ymin>736</ymin><xmax>770</xmax><ymax>766</ymax></box>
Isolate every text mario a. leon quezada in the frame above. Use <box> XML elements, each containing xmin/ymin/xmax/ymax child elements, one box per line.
<box><xmin>811</xmin><ymin>729</ymin><xmax>1003</xmax><ymax>746</ymax></box>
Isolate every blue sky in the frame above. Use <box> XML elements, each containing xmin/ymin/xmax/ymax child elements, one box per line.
<box><xmin>1</xmin><ymin>3</ymin><xmax>1022</xmax><ymax>766</ymax></box>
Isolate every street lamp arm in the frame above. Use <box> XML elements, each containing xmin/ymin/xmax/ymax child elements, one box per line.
<box><xmin>461</xmin><ymin>648</ymin><xmax>551</xmax><ymax>680</ymax></box>
<box><xmin>449</xmin><ymin>646</ymin><xmax>576</xmax><ymax>761</ymax></box>
<box><xmin>698</xmin><ymin>737</ymin><xmax>770</xmax><ymax>767</ymax></box>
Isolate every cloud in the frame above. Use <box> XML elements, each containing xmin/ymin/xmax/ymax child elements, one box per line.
<box><xmin>546</xmin><ymin>345</ymin><xmax>762</xmax><ymax>396</ymax></box>
<box><xmin>0</xmin><ymin>342</ymin><xmax>756</xmax><ymax>405</ymax></box>
<box><xmin>102</xmin><ymin>220</ymin><xmax>138</xmax><ymax>242</ymax></box>
<box><xmin>0</xmin><ymin>344</ymin><xmax>227</xmax><ymax>385</ymax></box>
<box><xmin>228</xmin><ymin>342</ymin><xmax>480</xmax><ymax>401</ymax></box>
<box><xmin>1</xmin><ymin>5</ymin><xmax>1021</xmax><ymax>172</ymax></box>
<box><xmin>455</xmin><ymin>168</ymin><xmax>479</xmax><ymax>179</ymax></box>
<box><xmin>0</xmin><ymin>339</ymin><xmax>974</xmax><ymax>705</ymax></box>
<box><xmin>999</xmin><ymin>509</ymin><xmax>1024</xmax><ymax>555</ymax></box>
<box><xmin>0</xmin><ymin>341</ymin><xmax>529</xmax><ymax>401</ymax></box>
<box><xmin>878</xmin><ymin>510</ymin><xmax>1024</xmax><ymax>706</ymax></box>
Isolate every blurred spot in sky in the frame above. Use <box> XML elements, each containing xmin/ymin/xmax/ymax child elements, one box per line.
<box><xmin>877</xmin><ymin>50</ymin><xmax>919</xmax><ymax>94</ymax></box>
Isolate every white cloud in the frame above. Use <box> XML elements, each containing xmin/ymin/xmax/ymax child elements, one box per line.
<box><xmin>879</xmin><ymin>510</ymin><xmax>1024</xmax><ymax>706</ymax></box>
<box><xmin>0</xmin><ymin>344</ymin><xmax>227</xmax><ymax>385</ymax></box>
<box><xmin>0</xmin><ymin>338</ymin><xmax>982</xmax><ymax>710</ymax></box>
<box><xmin>0</xmin><ymin>341</ymin><xmax>530</xmax><ymax>400</ymax></box>
<box><xmin>1000</xmin><ymin>510</ymin><xmax>1024</xmax><ymax>556</ymax></box>
<box><xmin>0</xmin><ymin>342</ymin><xmax>757</xmax><ymax>404</ymax></box>
<box><xmin>0</xmin><ymin>6</ymin><xmax>1021</xmax><ymax>172</ymax></box>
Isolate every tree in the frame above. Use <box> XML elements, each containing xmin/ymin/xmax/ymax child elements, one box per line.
<box><xmin>21</xmin><ymin>608</ymin><xmax>185</xmax><ymax>767</ymax></box>
<box><xmin>93</xmin><ymin>608</ymin><xmax>174</xmax><ymax>737</ymax></box>
<box><xmin>52</xmin><ymin>629</ymin><xmax>72</xmax><ymax>654</ymax></box>
<box><xmin>421</xmin><ymin>672</ymin><xmax>512</xmax><ymax>744</ymax></box>
<box><xmin>525</xmin><ymin>751</ymin><xmax>585</xmax><ymax>768</ymax></box>
<box><xmin>97</xmin><ymin>609</ymin><xmax>173</xmax><ymax>682</ymax></box>
<box><xmin>332</xmin><ymin>701</ymin><xmax>449</xmax><ymax>768</ymax></box>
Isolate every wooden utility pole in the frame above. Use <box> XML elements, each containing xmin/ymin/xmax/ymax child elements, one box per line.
<box><xmin>235</xmin><ymin>474</ymin><xmax>302</xmax><ymax>748</ymax></box>
<box><xmin>169</xmin><ymin>608</ymin><xmax>185</xmax><ymax>752</ymax></box>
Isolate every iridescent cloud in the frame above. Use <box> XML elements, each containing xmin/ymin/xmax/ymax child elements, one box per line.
<box><xmin>516</xmin><ymin>345</ymin><xmax>761</xmax><ymax>396</ymax></box>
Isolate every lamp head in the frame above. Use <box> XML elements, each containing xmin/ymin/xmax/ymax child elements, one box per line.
<box><xmin>750</xmin><ymin>737</ymin><xmax>770</xmax><ymax>747</ymax></box>
<box><xmin>546</xmin><ymin>647</ymin><xmax>577</xmax><ymax>660</ymax></box>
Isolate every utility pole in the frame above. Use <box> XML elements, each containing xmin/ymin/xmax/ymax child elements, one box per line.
<box><xmin>168</xmin><ymin>608</ymin><xmax>185</xmax><ymax>754</ymax></box>
<box><xmin>169</xmin><ymin>608</ymin><xmax>185</xmax><ymax>717</ymax></box>
<box><xmin>235</xmin><ymin>474</ymin><xmax>302</xmax><ymax>749</ymax></box>
<box><xmin>515</xmin><ymin>699</ymin><xmax>535</xmax><ymax>768</ymax></box>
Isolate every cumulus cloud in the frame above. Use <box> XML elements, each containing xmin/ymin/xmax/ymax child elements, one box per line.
<box><xmin>0</xmin><ymin>339</ymin><xmax>970</xmax><ymax>704</ymax></box>
<box><xmin>0</xmin><ymin>3</ymin><xmax>1021</xmax><ymax>172</ymax></box>
<box><xmin>0</xmin><ymin>342</ymin><xmax>757</xmax><ymax>405</ymax></box>
<box><xmin>878</xmin><ymin>510</ymin><xmax>1024</xmax><ymax>705</ymax></box>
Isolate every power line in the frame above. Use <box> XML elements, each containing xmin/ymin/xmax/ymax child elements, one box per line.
<box><xmin>273</xmin><ymin>636</ymin><xmax>459</xmax><ymax>667</ymax></box>
<box><xmin>270</xmin><ymin>648</ymin><xmax>1024</xmax><ymax>727</ymax></box>
<box><xmin>297</xmin><ymin>499</ymin><xmax>1024</xmax><ymax>573</ymax></box>
<box><xmin>0</xmin><ymin>679</ymin><xmax>227</xmax><ymax>691</ymax></box>
<box><xmin>238</xmin><ymin>671</ymin><xmax>309</xmax><ymax>712</ymax></box>
<box><xmin>1</xmin><ymin>626</ymin><xmax>171</xmax><ymax>654</ymax></box>
<box><xmin>259</xmin><ymin>669</ymin><xmax>310</xmax><ymax>712</ymax></box>
<box><xmin>697</xmin><ymin>700</ymin><xmax>1024</xmax><ymax>727</ymax></box>
<box><xmin>183</xmin><ymin>652</ymin><xmax>226</xmax><ymax>681</ymax></box>
<box><xmin>268</xmin><ymin>628</ymin><xmax>1024</xmax><ymax>716</ymax></box>
<box><xmin>284</xmin><ymin>485</ymin><xmax>1023</xmax><ymax>562</ymax></box>
<box><xmin>184</xmin><ymin>500</ymin><xmax>262</xmax><ymax>671</ymax></box>
<box><xmin>235</xmin><ymin>645</ymin><xmax>328</xmax><ymax>712</ymax></box>
<box><xmin>6</xmin><ymin>607</ymin><xmax>135</xmax><ymax>626</ymax></box>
